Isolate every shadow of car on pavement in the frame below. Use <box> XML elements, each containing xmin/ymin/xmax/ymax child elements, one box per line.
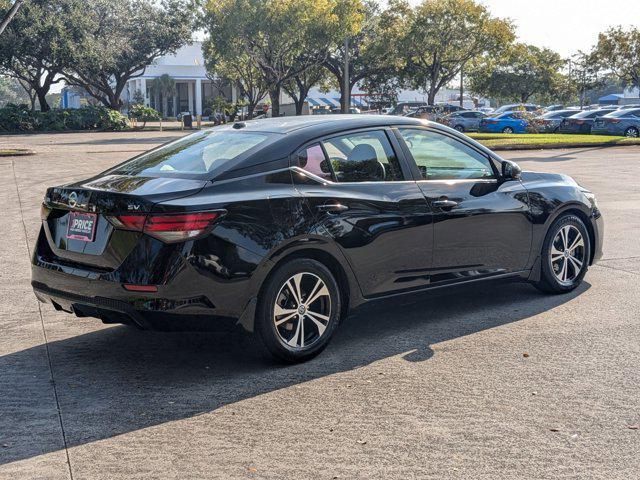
<box><xmin>0</xmin><ymin>279</ymin><xmax>590</xmax><ymax>465</ymax></box>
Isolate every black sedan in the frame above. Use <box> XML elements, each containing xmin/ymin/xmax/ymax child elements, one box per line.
<box><xmin>32</xmin><ymin>116</ymin><xmax>603</xmax><ymax>362</ymax></box>
<box><xmin>558</xmin><ymin>108</ymin><xmax>617</xmax><ymax>134</ymax></box>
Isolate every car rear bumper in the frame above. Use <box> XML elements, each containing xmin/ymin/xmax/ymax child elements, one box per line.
<box><xmin>31</xmin><ymin>265</ymin><xmax>246</xmax><ymax>331</ymax></box>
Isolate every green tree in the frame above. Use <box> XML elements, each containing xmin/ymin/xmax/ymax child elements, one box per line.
<box><xmin>401</xmin><ymin>0</ymin><xmax>514</xmax><ymax>105</ymax></box>
<box><xmin>203</xmin><ymin>0</ymin><xmax>360</xmax><ymax>117</ymax></box>
<box><xmin>283</xmin><ymin>65</ymin><xmax>329</xmax><ymax>115</ymax></box>
<box><xmin>568</xmin><ymin>51</ymin><xmax>604</xmax><ymax>108</ymax></box>
<box><xmin>203</xmin><ymin>42</ymin><xmax>268</xmax><ymax>119</ymax></box>
<box><xmin>0</xmin><ymin>0</ymin><xmax>82</xmax><ymax>111</ymax></box>
<box><xmin>322</xmin><ymin>0</ymin><xmax>404</xmax><ymax>112</ymax></box>
<box><xmin>64</xmin><ymin>0</ymin><xmax>195</xmax><ymax>111</ymax></box>
<box><xmin>149</xmin><ymin>74</ymin><xmax>176</xmax><ymax>118</ymax></box>
<box><xmin>592</xmin><ymin>26</ymin><xmax>640</xmax><ymax>90</ymax></box>
<box><xmin>0</xmin><ymin>75</ymin><xmax>33</xmax><ymax>107</ymax></box>
<box><xmin>467</xmin><ymin>43</ymin><xmax>565</xmax><ymax>104</ymax></box>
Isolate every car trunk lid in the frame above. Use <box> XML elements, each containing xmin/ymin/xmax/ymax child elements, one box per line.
<box><xmin>41</xmin><ymin>175</ymin><xmax>208</xmax><ymax>270</ymax></box>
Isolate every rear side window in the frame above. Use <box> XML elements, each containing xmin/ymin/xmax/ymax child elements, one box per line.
<box><xmin>398</xmin><ymin>129</ymin><xmax>495</xmax><ymax>181</ymax></box>
<box><xmin>297</xmin><ymin>144</ymin><xmax>333</xmax><ymax>180</ymax></box>
<box><xmin>321</xmin><ymin>130</ymin><xmax>404</xmax><ymax>182</ymax></box>
<box><xmin>110</xmin><ymin>129</ymin><xmax>271</xmax><ymax>177</ymax></box>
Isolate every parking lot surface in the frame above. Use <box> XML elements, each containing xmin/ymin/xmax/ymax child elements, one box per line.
<box><xmin>1</xmin><ymin>131</ymin><xmax>638</xmax><ymax>479</ymax></box>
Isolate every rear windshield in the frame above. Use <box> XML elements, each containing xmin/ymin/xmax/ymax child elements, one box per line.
<box><xmin>541</xmin><ymin>110</ymin><xmax>577</xmax><ymax>118</ymax></box>
<box><xmin>109</xmin><ymin>129</ymin><xmax>273</xmax><ymax>178</ymax></box>
<box><xmin>605</xmin><ymin>108</ymin><xmax>640</xmax><ymax>117</ymax></box>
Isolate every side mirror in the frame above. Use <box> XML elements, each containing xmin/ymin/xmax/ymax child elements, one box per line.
<box><xmin>501</xmin><ymin>160</ymin><xmax>522</xmax><ymax>180</ymax></box>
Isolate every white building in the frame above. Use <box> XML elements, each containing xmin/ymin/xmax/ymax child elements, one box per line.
<box><xmin>123</xmin><ymin>42</ymin><xmax>235</xmax><ymax>117</ymax></box>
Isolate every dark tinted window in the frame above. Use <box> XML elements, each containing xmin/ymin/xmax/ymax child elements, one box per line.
<box><xmin>322</xmin><ymin>130</ymin><xmax>404</xmax><ymax>182</ymax></box>
<box><xmin>398</xmin><ymin>129</ymin><xmax>495</xmax><ymax>180</ymax></box>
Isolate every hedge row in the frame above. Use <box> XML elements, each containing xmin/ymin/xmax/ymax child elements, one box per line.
<box><xmin>0</xmin><ymin>104</ymin><xmax>129</xmax><ymax>132</ymax></box>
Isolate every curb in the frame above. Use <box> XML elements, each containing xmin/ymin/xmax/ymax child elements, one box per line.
<box><xmin>486</xmin><ymin>142</ymin><xmax>640</xmax><ymax>151</ymax></box>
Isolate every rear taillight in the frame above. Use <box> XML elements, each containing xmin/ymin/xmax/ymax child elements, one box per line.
<box><xmin>485</xmin><ymin>120</ymin><xmax>498</xmax><ymax>124</ymax></box>
<box><xmin>575</xmin><ymin>120</ymin><xmax>584</xmax><ymax>125</ymax></box>
<box><xmin>608</xmin><ymin>119</ymin><xmax>621</xmax><ymax>123</ymax></box>
<box><xmin>108</xmin><ymin>211</ymin><xmax>224</xmax><ymax>243</ymax></box>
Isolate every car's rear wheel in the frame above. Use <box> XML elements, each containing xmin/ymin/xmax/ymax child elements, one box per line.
<box><xmin>533</xmin><ymin>214</ymin><xmax>590</xmax><ymax>294</ymax></box>
<box><xmin>255</xmin><ymin>258</ymin><xmax>341</xmax><ymax>363</ymax></box>
<box><xmin>502</xmin><ymin>127</ymin><xmax>514</xmax><ymax>134</ymax></box>
<box><xmin>624</xmin><ymin>127</ymin><xmax>639</xmax><ymax>138</ymax></box>
<box><xmin>454</xmin><ymin>124</ymin><xmax>465</xmax><ymax>132</ymax></box>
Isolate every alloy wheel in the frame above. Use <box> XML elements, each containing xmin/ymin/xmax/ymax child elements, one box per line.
<box><xmin>625</xmin><ymin>127</ymin><xmax>639</xmax><ymax>138</ymax></box>
<box><xmin>273</xmin><ymin>272</ymin><xmax>332</xmax><ymax>349</ymax></box>
<box><xmin>503</xmin><ymin>127</ymin><xmax>514</xmax><ymax>134</ymax></box>
<box><xmin>550</xmin><ymin>225</ymin><xmax>585</xmax><ymax>285</ymax></box>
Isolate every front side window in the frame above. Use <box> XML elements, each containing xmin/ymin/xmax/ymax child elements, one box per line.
<box><xmin>110</xmin><ymin>129</ymin><xmax>272</xmax><ymax>178</ymax></box>
<box><xmin>321</xmin><ymin>130</ymin><xmax>404</xmax><ymax>182</ymax></box>
<box><xmin>398</xmin><ymin>129</ymin><xmax>496</xmax><ymax>181</ymax></box>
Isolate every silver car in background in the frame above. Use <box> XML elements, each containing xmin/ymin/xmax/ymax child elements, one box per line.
<box><xmin>441</xmin><ymin>110</ymin><xmax>487</xmax><ymax>132</ymax></box>
<box><xmin>592</xmin><ymin>108</ymin><xmax>640</xmax><ymax>137</ymax></box>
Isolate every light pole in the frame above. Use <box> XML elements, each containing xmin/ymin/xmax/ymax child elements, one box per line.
<box><xmin>343</xmin><ymin>37</ymin><xmax>350</xmax><ymax>114</ymax></box>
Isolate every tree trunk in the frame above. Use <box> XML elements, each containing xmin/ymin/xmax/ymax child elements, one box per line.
<box><xmin>247</xmin><ymin>104</ymin><xmax>255</xmax><ymax>119</ymax></box>
<box><xmin>269</xmin><ymin>87</ymin><xmax>280</xmax><ymax>117</ymax></box>
<box><xmin>294</xmin><ymin>97</ymin><xmax>305</xmax><ymax>115</ymax></box>
<box><xmin>427</xmin><ymin>89</ymin><xmax>436</xmax><ymax>106</ymax></box>
<box><xmin>36</xmin><ymin>88</ymin><xmax>50</xmax><ymax>112</ymax></box>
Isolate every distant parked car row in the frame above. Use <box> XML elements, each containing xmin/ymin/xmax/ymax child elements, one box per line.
<box><xmin>443</xmin><ymin>105</ymin><xmax>640</xmax><ymax>137</ymax></box>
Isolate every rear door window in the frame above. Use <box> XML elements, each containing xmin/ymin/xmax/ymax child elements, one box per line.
<box><xmin>321</xmin><ymin>130</ymin><xmax>404</xmax><ymax>182</ymax></box>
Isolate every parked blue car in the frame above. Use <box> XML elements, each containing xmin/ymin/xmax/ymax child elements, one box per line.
<box><xmin>479</xmin><ymin>111</ymin><xmax>528</xmax><ymax>134</ymax></box>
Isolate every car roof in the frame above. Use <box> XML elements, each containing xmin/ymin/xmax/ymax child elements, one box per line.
<box><xmin>211</xmin><ymin>115</ymin><xmax>490</xmax><ymax>181</ymax></box>
<box><xmin>220</xmin><ymin>114</ymin><xmax>423</xmax><ymax>134</ymax></box>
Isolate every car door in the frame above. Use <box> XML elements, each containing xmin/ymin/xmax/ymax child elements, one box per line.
<box><xmin>291</xmin><ymin>128</ymin><xmax>434</xmax><ymax>297</ymax></box>
<box><xmin>395</xmin><ymin>127</ymin><xmax>532</xmax><ymax>285</ymax></box>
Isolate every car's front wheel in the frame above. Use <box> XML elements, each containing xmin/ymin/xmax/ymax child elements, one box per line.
<box><xmin>502</xmin><ymin>126</ymin><xmax>514</xmax><ymax>134</ymax></box>
<box><xmin>255</xmin><ymin>258</ymin><xmax>341</xmax><ymax>363</ymax></box>
<box><xmin>624</xmin><ymin>127</ymin><xmax>639</xmax><ymax>138</ymax></box>
<box><xmin>533</xmin><ymin>214</ymin><xmax>590</xmax><ymax>294</ymax></box>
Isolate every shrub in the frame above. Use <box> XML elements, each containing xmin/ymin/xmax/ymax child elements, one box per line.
<box><xmin>128</xmin><ymin>104</ymin><xmax>160</xmax><ymax>129</ymax></box>
<box><xmin>0</xmin><ymin>104</ymin><xmax>129</xmax><ymax>132</ymax></box>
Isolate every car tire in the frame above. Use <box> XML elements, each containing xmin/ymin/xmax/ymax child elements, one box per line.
<box><xmin>454</xmin><ymin>124</ymin><xmax>465</xmax><ymax>132</ymax></box>
<box><xmin>533</xmin><ymin>214</ymin><xmax>590</xmax><ymax>294</ymax></box>
<box><xmin>502</xmin><ymin>127</ymin><xmax>514</xmax><ymax>134</ymax></box>
<box><xmin>624</xmin><ymin>127</ymin><xmax>639</xmax><ymax>138</ymax></box>
<box><xmin>255</xmin><ymin>258</ymin><xmax>342</xmax><ymax>363</ymax></box>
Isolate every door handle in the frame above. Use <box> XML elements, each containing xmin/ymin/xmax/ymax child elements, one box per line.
<box><xmin>431</xmin><ymin>199</ymin><xmax>458</xmax><ymax>210</ymax></box>
<box><xmin>317</xmin><ymin>203</ymin><xmax>349</xmax><ymax>213</ymax></box>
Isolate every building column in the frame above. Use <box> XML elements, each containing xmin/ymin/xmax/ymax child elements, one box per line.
<box><xmin>188</xmin><ymin>81</ymin><xmax>194</xmax><ymax>114</ymax></box>
<box><xmin>139</xmin><ymin>78</ymin><xmax>147</xmax><ymax>105</ymax></box>
<box><xmin>195</xmin><ymin>78</ymin><xmax>203</xmax><ymax>116</ymax></box>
